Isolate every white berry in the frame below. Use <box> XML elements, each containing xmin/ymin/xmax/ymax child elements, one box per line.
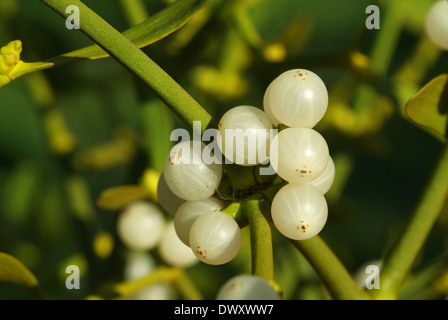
<box><xmin>189</xmin><ymin>211</ymin><xmax>241</xmax><ymax>265</ymax></box>
<box><xmin>267</xmin><ymin>69</ymin><xmax>328</xmax><ymax>128</ymax></box>
<box><xmin>271</xmin><ymin>184</ymin><xmax>328</xmax><ymax>240</ymax></box>
<box><xmin>117</xmin><ymin>201</ymin><xmax>165</xmax><ymax>250</ymax></box>
<box><xmin>216</xmin><ymin>274</ymin><xmax>281</xmax><ymax>300</ymax></box>
<box><xmin>123</xmin><ymin>251</ymin><xmax>156</xmax><ymax>281</ymax></box>
<box><xmin>425</xmin><ymin>0</ymin><xmax>448</xmax><ymax>51</ymax></box>
<box><xmin>308</xmin><ymin>156</ymin><xmax>335</xmax><ymax>195</ymax></box>
<box><xmin>174</xmin><ymin>197</ymin><xmax>224</xmax><ymax>247</ymax></box>
<box><xmin>269</xmin><ymin>127</ymin><xmax>329</xmax><ymax>184</ymax></box>
<box><xmin>164</xmin><ymin>140</ymin><xmax>222</xmax><ymax>201</ymax></box>
<box><xmin>217</xmin><ymin>105</ymin><xmax>273</xmax><ymax>166</ymax></box>
<box><xmin>158</xmin><ymin>221</ymin><xmax>199</xmax><ymax>268</ymax></box>
<box><xmin>263</xmin><ymin>82</ymin><xmax>282</xmax><ymax>126</ymax></box>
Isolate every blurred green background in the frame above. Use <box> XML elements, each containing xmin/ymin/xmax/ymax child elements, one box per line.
<box><xmin>0</xmin><ymin>0</ymin><xmax>447</xmax><ymax>299</ymax></box>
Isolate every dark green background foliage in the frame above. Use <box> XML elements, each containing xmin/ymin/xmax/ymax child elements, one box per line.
<box><xmin>0</xmin><ymin>0</ymin><xmax>447</xmax><ymax>299</ymax></box>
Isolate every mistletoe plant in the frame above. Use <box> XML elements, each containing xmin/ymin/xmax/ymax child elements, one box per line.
<box><xmin>0</xmin><ymin>0</ymin><xmax>447</xmax><ymax>301</ymax></box>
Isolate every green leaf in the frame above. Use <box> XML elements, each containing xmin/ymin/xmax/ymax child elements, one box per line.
<box><xmin>6</xmin><ymin>0</ymin><xmax>209</xmax><ymax>84</ymax></box>
<box><xmin>405</xmin><ymin>74</ymin><xmax>448</xmax><ymax>141</ymax></box>
<box><xmin>97</xmin><ymin>185</ymin><xmax>150</xmax><ymax>211</ymax></box>
<box><xmin>0</xmin><ymin>252</ymin><xmax>45</xmax><ymax>299</ymax></box>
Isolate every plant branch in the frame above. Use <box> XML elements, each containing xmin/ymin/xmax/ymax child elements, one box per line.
<box><xmin>291</xmin><ymin>236</ymin><xmax>372</xmax><ymax>300</ymax></box>
<box><xmin>39</xmin><ymin>0</ymin><xmax>213</xmax><ymax>132</ymax></box>
<box><xmin>375</xmin><ymin>143</ymin><xmax>448</xmax><ymax>299</ymax></box>
<box><xmin>241</xmin><ymin>195</ymin><xmax>274</xmax><ymax>282</ymax></box>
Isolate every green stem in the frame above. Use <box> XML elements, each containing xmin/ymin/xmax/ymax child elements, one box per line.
<box><xmin>291</xmin><ymin>236</ymin><xmax>371</xmax><ymax>300</ymax></box>
<box><xmin>241</xmin><ymin>195</ymin><xmax>274</xmax><ymax>282</ymax></box>
<box><xmin>40</xmin><ymin>0</ymin><xmax>213</xmax><ymax>132</ymax></box>
<box><xmin>221</xmin><ymin>201</ymin><xmax>248</xmax><ymax>228</ymax></box>
<box><xmin>375</xmin><ymin>144</ymin><xmax>448</xmax><ymax>299</ymax></box>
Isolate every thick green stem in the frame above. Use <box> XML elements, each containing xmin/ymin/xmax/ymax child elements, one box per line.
<box><xmin>40</xmin><ymin>0</ymin><xmax>213</xmax><ymax>132</ymax></box>
<box><xmin>375</xmin><ymin>144</ymin><xmax>448</xmax><ymax>299</ymax></box>
<box><xmin>291</xmin><ymin>236</ymin><xmax>371</xmax><ymax>300</ymax></box>
<box><xmin>241</xmin><ymin>195</ymin><xmax>274</xmax><ymax>282</ymax></box>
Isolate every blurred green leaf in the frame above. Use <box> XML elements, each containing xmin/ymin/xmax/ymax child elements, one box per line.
<box><xmin>6</xmin><ymin>0</ymin><xmax>209</xmax><ymax>85</ymax></box>
<box><xmin>0</xmin><ymin>252</ymin><xmax>44</xmax><ymax>299</ymax></box>
<box><xmin>141</xmin><ymin>100</ymin><xmax>174</xmax><ymax>172</ymax></box>
<box><xmin>97</xmin><ymin>185</ymin><xmax>150</xmax><ymax>211</ymax></box>
<box><xmin>0</xmin><ymin>82</ymin><xmax>51</xmax><ymax>166</ymax></box>
<box><xmin>405</xmin><ymin>74</ymin><xmax>448</xmax><ymax>141</ymax></box>
<box><xmin>0</xmin><ymin>161</ymin><xmax>40</xmax><ymax>226</ymax></box>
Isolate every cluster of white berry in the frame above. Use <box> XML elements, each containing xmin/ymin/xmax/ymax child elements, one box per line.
<box><xmin>154</xmin><ymin>68</ymin><xmax>334</xmax><ymax>268</ymax></box>
<box><xmin>264</xmin><ymin>69</ymin><xmax>334</xmax><ymax>241</ymax></box>
<box><xmin>115</xmin><ymin>68</ymin><xmax>334</xmax><ymax>300</ymax></box>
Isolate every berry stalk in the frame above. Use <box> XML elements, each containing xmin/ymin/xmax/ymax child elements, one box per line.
<box><xmin>242</xmin><ymin>195</ymin><xmax>274</xmax><ymax>283</ymax></box>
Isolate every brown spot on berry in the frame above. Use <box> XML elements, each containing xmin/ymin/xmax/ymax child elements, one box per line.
<box><xmin>297</xmin><ymin>220</ymin><xmax>309</xmax><ymax>233</ymax></box>
<box><xmin>297</xmin><ymin>166</ymin><xmax>310</xmax><ymax>177</ymax></box>
<box><xmin>169</xmin><ymin>150</ymin><xmax>182</xmax><ymax>165</ymax></box>
<box><xmin>295</xmin><ymin>70</ymin><xmax>305</xmax><ymax>78</ymax></box>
